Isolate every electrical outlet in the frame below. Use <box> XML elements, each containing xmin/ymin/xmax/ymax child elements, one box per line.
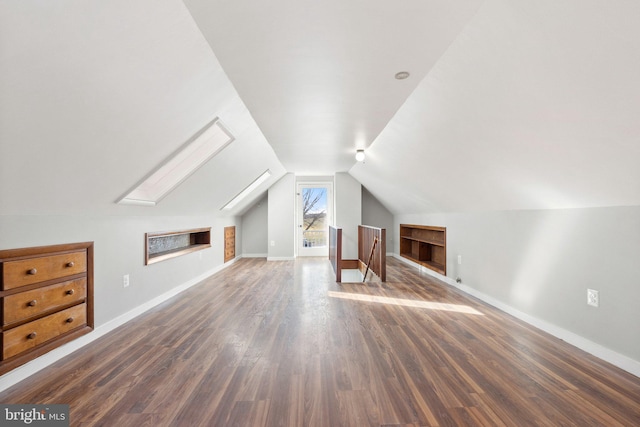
<box><xmin>587</xmin><ymin>289</ymin><xmax>598</xmax><ymax>307</ymax></box>
<box><xmin>458</xmin><ymin>255</ymin><xmax>462</xmax><ymax>265</ymax></box>
<box><xmin>270</xmin><ymin>240</ymin><xmax>275</xmax><ymax>247</ymax></box>
<box><xmin>123</xmin><ymin>274</ymin><xmax>130</xmax><ymax>288</ymax></box>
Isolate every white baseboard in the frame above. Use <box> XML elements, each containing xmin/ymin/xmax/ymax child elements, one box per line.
<box><xmin>392</xmin><ymin>254</ymin><xmax>640</xmax><ymax>378</ymax></box>
<box><xmin>0</xmin><ymin>259</ymin><xmax>236</xmax><ymax>393</ymax></box>
<box><xmin>242</xmin><ymin>253</ymin><xmax>267</xmax><ymax>258</ymax></box>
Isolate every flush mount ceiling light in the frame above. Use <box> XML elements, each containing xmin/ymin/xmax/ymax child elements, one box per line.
<box><xmin>117</xmin><ymin>118</ymin><xmax>234</xmax><ymax>206</ymax></box>
<box><xmin>355</xmin><ymin>149</ymin><xmax>365</xmax><ymax>162</ymax></box>
<box><xmin>222</xmin><ymin>169</ymin><xmax>272</xmax><ymax>211</ymax></box>
<box><xmin>394</xmin><ymin>71</ymin><xmax>410</xmax><ymax>80</ymax></box>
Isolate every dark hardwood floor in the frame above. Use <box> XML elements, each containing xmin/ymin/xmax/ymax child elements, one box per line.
<box><xmin>1</xmin><ymin>257</ymin><xmax>639</xmax><ymax>426</ymax></box>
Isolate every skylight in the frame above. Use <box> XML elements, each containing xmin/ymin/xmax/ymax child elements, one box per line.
<box><xmin>221</xmin><ymin>170</ymin><xmax>272</xmax><ymax>210</ymax></box>
<box><xmin>117</xmin><ymin>119</ymin><xmax>234</xmax><ymax>206</ymax></box>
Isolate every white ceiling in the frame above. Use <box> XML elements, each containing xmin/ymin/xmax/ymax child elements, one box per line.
<box><xmin>351</xmin><ymin>0</ymin><xmax>640</xmax><ymax>213</ymax></box>
<box><xmin>0</xmin><ymin>0</ymin><xmax>286</xmax><ymax>215</ymax></box>
<box><xmin>184</xmin><ymin>0</ymin><xmax>483</xmax><ymax>174</ymax></box>
<box><xmin>1</xmin><ymin>0</ymin><xmax>639</xmax><ymax>216</ymax></box>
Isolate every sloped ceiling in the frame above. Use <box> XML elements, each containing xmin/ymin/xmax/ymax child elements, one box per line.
<box><xmin>183</xmin><ymin>0</ymin><xmax>482</xmax><ymax>175</ymax></box>
<box><xmin>0</xmin><ymin>0</ymin><xmax>285</xmax><ymax>216</ymax></box>
<box><xmin>351</xmin><ymin>0</ymin><xmax>640</xmax><ymax>213</ymax></box>
<box><xmin>1</xmin><ymin>0</ymin><xmax>639</xmax><ymax>216</ymax></box>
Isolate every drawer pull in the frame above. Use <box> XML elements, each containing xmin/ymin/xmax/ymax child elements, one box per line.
<box><xmin>27</xmin><ymin>332</ymin><xmax>37</xmax><ymax>340</ymax></box>
<box><xmin>66</xmin><ymin>289</ymin><xmax>75</xmax><ymax>295</ymax></box>
<box><xmin>27</xmin><ymin>268</ymin><xmax>37</xmax><ymax>275</ymax></box>
<box><xmin>66</xmin><ymin>317</ymin><xmax>74</xmax><ymax>323</ymax></box>
<box><xmin>66</xmin><ymin>261</ymin><xmax>75</xmax><ymax>268</ymax></box>
<box><xmin>27</xmin><ymin>300</ymin><xmax>37</xmax><ymax>307</ymax></box>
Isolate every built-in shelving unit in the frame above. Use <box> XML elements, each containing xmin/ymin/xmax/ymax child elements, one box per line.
<box><xmin>399</xmin><ymin>224</ymin><xmax>446</xmax><ymax>275</ymax></box>
<box><xmin>145</xmin><ymin>227</ymin><xmax>211</xmax><ymax>265</ymax></box>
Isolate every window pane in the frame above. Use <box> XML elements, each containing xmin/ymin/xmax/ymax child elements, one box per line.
<box><xmin>302</xmin><ymin>187</ymin><xmax>327</xmax><ymax>248</ymax></box>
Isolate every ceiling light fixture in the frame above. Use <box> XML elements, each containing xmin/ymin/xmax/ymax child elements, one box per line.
<box><xmin>395</xmin><ymin>71</ymin><xmax>410</xmax><ymax>80</ymax></box>
<box><xmin>355</xmin><ymin>149</ymin><xmax>365</xmax><ymax>162</ymax></box>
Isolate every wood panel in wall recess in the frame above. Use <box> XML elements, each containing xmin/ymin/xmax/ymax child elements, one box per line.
<box><xmin>224</xmin><ymin>226</ymin><xmax>235</xmax><ymax>263</ymax></box>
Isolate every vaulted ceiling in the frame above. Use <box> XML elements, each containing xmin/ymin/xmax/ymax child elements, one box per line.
<box><xmin>1</xmin><ymin>0</ymin><xmax>639</xmax><ymax>216</ymax></box>
<box><xmin>351</xmin><ymin>0</ymin><xmax>640</xmax><ymax>213</ymax></box>
<box><xmin>184</xmin><ymin>0</ymin><xmax>482</xmax><ymax>175</ymax></box>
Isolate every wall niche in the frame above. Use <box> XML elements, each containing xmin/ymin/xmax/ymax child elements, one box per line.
<box><xmin>145</xmin><ymin>227</ymin><xmax>211</xmax><ymax>265</ymax></box>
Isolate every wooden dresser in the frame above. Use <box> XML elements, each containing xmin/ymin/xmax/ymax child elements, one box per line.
<box><xmin>0</xmin><ymin>242</ymin><xmax>94</xmax><ymax>375</ymax></box>
<box><xmin>224</xmin><ymin>226</ymin><xmax>235</xmax><ymax>263</ymax></box>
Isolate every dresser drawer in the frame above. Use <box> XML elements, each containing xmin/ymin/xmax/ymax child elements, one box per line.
<box><xmin>3</xmin><ymin>278</ymin><xmax>87</xmax><ymax>327</ymax></box>
<box><xmin>2</xmin><ymin>303</ymin><xmax>87</xmax><ymax>360</ymax></box>
<box><xmin>2</xmin><ymin>251</ymin><xmax>87</xmax><ymax>290</ymax></box>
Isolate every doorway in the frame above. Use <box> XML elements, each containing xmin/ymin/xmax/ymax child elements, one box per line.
<box><xmin>297</xmin><ymin>183</ymin><xmax>333</xmax><ymax>256</ymax></box>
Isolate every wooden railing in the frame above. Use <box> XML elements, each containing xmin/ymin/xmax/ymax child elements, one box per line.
<box><xmin>329</xmin><ymin>225</ymin><xmax>343</xmax><ymax>282</ymax></box>
<box><xmin>358</xmin><ymin>225</ymin><xmax>386</xmax><ymax>282</ymax></box>
<box><xmin>330</xmin><ymin>225</ymin><xmax>386</xmax><ymax>283</ymax></box>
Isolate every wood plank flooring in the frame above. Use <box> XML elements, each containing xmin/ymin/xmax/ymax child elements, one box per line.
<box><xmin>1</xmin><ymin>257</ymin><xmax>639</xmax><ymax>426</ymax></box>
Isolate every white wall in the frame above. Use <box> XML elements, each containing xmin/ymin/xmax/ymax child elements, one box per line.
<box><xmin>335</xmin><ymin>173</ymin><xmax>362</xmax><ymax>260</ymax></box>
<box><xmin>395</xmin><ymin>205</ymin><xmax>640</xmax><ymax>375</ymax></box>
<box><xmin>0</xmin><ymin>214</ymin><xmax>239</xmax><ymax>327</ymax></box>
<box><xmin>241</xmin><ymin>194</ymin><xmax>268</xmax><ymax>257</ymax></box>
<box><xmin>267</xmin><ymin>173</ymin><xmax>295</xmax><ymax>260</ymax></box>
<box><xmin>362</xmin><ymin>186</ymin><xmax>394</xmax><ymax>252</ymax></box>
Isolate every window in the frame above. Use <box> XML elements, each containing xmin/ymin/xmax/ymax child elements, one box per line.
<box><xmin>118</xmin><ymin>118</ymin><xmax>234</xmax><ymax>206</ymax></box>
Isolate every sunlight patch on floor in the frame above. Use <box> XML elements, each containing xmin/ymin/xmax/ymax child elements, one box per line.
<box><xmin>328</xmin><ymin>291</ymin><xmax>484</xmax><ymax>315</ymax></box>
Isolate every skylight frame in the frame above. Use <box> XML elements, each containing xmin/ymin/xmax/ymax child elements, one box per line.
<box><xmin>117</xmin><ymin>118</ymin><xmax>234</xmax><ymax>206</ymax></box>
<box><xmin>221</xmin><ymin>170</ymin><xmax>272</xmax><ymax>211</ymax></box>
